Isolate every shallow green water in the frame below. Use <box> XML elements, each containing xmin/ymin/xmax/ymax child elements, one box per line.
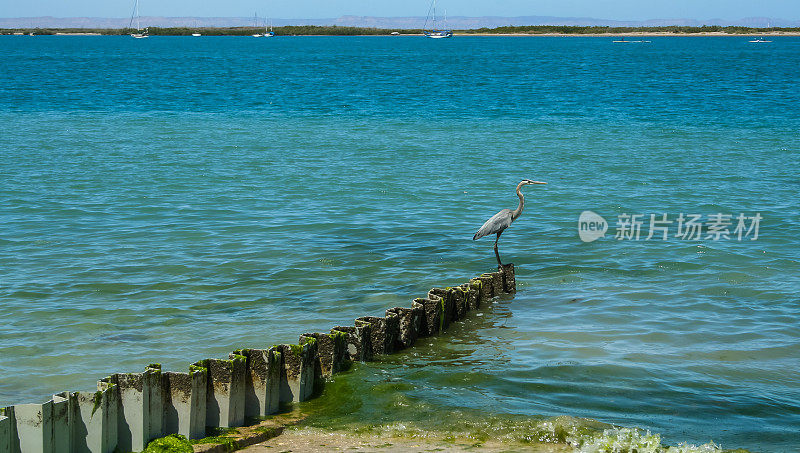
<box><xmin>1</xmin><ymin>36</ymin><xmax>798</xmax><ymax>451</ymax></box>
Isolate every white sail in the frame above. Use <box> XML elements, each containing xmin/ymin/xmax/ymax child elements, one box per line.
<box><xmin>423</xmin><ymin>0</ymin><xmax>453</xmax><ymax>38</ymax></box>
<box><xmin>129</xmin><ymin>0</ymin><xmax>149</xmax><ymax>38</ymax></box>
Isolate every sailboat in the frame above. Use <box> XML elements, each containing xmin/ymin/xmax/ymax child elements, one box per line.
<box><xmin>264</xmin><ymin>19</ymin><xmax>275</xmax><ymax>37</ymax></box>
<box><xmin>423</xmin><ymin>0</ymin><xmax>453</xmax><ymax>39</ymax></box>
<box><xmin>252</xmin><ymin>13</ymin><xmax>275</xmax><ymax>37</ymax></box>
<box><xmin>129</xmin><ymin>0</ymin><xmax>149</xmax><ymax>38</ymax></box>
<box><xmin>252</xmin><ymin>13</ymin><xmax>263</xmax><ymax>37</ymax></box>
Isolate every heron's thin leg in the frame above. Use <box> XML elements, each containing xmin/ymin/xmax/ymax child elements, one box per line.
<box><xmin>494</xmin><ymin>232</ymin><xmax>502</xmax><ymax>265</ymax></box>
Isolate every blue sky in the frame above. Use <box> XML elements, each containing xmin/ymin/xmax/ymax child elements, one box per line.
<box><xmin>2</xmin><ymin>0</ymin><xmax>799</xmax><ymax>20</ymax></box>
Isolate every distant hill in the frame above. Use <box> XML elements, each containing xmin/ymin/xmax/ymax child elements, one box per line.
<box><xmin>1</xmin><ymin>15</ymin><xmax>798</xmax><ymax>29</ymax></box>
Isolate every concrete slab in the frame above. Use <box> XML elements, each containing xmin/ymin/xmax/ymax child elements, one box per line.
<box><xmin>428</xmin><ymin>289</ymin><xmax>454</xmax><ymax>331</ymax></box>
<box><xmin>499</xmin><ymin>263</ymin><xmax>516</xmax><ymax>293</ymax></box>
<box><xmin>72</xmin><ymin>387</ymin><xmax>118</xmax><ymax>453</ymax></box>
<box><xmin>278</xmin><ymin>341</ymin><xmax>317</xmax><ymax>403</ymax></box>
<box><xmin>467</xmin><ymin>279</ymin><xmax>484</xmax><ymax>309</ymax></box>
<box><xmin>50</xmin><ymin>395</ymin><xmax>69</xmax><ymax>453</ymax></box>
<box><xmin>299</xmin><ymin>332</ymin><xmax>349</xmax><ymax>377</ymax></box>
<box><xmin>163</xmin><ymin>370</ymin><xmax>206</xmax><ymax>440</ymax></box>
<box><xmin>477</xmin><ymin>274</ymin><xmax>495</xmax><ymax>300</ymax></box>
<box><xmin>233</xmin><ymin>348</ymin><xmax>281</xmax><ymax>418</ymax></box>
<box><xmin>331</xmin><ymin>325</ymin><xmax>372</xmax><ymax>362</ymax></box>
<box><xmin>144</xmin><ymin>365</ymin><xmax>163</xmax><ymax>443</ymax></box>
<box><xmin>0</xmin><ymin>414</ymin><xmax>10</xmax><ymax>453</ymax></box>
<box><xmin>412</xmin><ymin>298</ymin><xmax>442</xmax><ymax>337</ymax></box>
<box><xmin>100</xmin><ymin>373</ymin><xmax>149</xmax><ymax>452</ymax></box>
<box><xmin>195</xmin><ymin>357</ymin><xmax>246</xmax><ymax>428</ymax></box>
<box><xmin>488</xmin><ymin>272</ymin><xmax>504</xmax><ymax>295</ymax></box>
<box><xmin>0</xmin><ymin>407</ymin><xmax>17</xmax><ymax>453</ymax></box>
<box><xmin>355</xmin><ymin>315</ymin><xmax>398</xmax><ymax>356</ymax></box>
<box><xmin>449</xmin><ymin>286</ymin><xmax>468</xmax><ymax>319</ymax></box>
<box><xmin>386</xmin><ymin>306</ymin><xmax>420</xmax><ymax>350</ymax></box>
<box><xmin>13</xmin><ymin>401</ymin><xmax>53</xmax><ymax>453</ymax></box>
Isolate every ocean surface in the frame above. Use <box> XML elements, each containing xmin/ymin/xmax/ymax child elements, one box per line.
<box><xmin>1</xmin><ymin>35</ymin><xmax>799</xmax><ymax>451</ymax></box>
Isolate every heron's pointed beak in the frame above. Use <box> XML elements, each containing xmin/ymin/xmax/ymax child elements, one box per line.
<box><xmin>530</xmin><ymin>181</ymin><xmax>547</xmax><ymax>184</ymax></box>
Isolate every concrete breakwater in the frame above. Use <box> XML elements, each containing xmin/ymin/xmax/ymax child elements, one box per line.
<box><xmin>0</xmin><ymin>264</ymin><xmax>517</xmax><ymax>453</ymax></box>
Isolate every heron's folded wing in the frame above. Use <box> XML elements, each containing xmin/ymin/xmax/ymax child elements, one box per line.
<box><xmin>473</xmin><ymin>209</ymin><xmax>513</xmax><ymax>240</ymax></box>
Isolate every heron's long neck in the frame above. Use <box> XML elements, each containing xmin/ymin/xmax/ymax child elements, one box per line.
<box><xmin>511</xmin><ymin>183</ymin><xmax>525</xmax><ymax>221</ymax></box>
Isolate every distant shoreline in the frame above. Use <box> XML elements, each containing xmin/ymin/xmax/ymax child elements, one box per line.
<box><xmin>6</xmin><ymin>32</ymin><xmax>800</xmax><ymax>37</ymax></box>
<box><xmin>462</xmin><ymin>31</ymin><xmax>800</xmax><ymax>37</ymax></box>
<box><xmin>2</xmin><ymin>25</ymin><xmax>800</xmax><ymax>37</ymax></box>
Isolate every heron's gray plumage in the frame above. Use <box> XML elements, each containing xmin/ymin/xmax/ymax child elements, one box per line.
<box><xmin>473</xmin><ymin>209</ymin><xmax>513</xmax><ymax>240</ymax></box>
<box><xmin>472</xmin><ymin>179</ymin><xmax>547</xmax><ymax>265</ymax></box>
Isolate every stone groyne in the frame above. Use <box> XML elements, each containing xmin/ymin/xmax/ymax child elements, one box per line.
<box><xmin>0</xmin><ymin>264</ymin><xmax>517</xmax><ymax>453</ymax></box>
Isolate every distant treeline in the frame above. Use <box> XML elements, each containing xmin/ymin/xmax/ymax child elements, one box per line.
<box><xmin>2</xmin><ymin>24</ymin><xmax>799</xmax><ymax>36</ymax></box>
<box><xmin>462</xmin><ymin>25</ymin><xmax>800</xmax><ymax>34</ymax></box>
<box><xmin>0</xmin><ymin>26</ymin><xmax>422</xmax><ymax>36</ymax></box>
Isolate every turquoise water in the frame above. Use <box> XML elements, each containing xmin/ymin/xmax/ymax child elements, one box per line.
<box><xmin>1</xmin><ymin>36</ymin><xmax>799</xmax><ymax>451</ymax></box>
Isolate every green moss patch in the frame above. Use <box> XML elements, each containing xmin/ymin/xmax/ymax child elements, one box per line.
<box><xmin>143</xmin><ymin>434</ymin><xmax>193</xmax><ymax>453</ymax></box>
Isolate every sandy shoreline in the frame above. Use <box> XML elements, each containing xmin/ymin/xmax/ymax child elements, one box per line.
<box><xmin>241</xmin><ymin>427</ymin><xmax>571</xmax><ymax>452</ymax></box>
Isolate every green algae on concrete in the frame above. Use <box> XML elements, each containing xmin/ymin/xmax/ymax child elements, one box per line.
<box><xmin>201</xmin><ymin>358</ymin><xmax>246</xmax><ymax>428</ymax></box>
<box><xmin>385</xmin><ymin>306</ymin><xmax>420</xmax><ymax>350</ymax></box>
<box><xmin>299</xmin><ymin>332</ymin><xmax>350</xmax><ymax>378</ymax></box>
<box><xmin>163</xmin><ymin>369</ymin><xmax>207</xmax><ymax>439</ymax></box>
<box><xmin>233</xmin><ymin>348</ymin><xmax>282</xmax><ymax>418</ymax></box>
<box><xmin>332</xmin><ymin>324</ymin><xmax>373</xmax><ymax>362</ymax></box>
<box><xmin>354</xmin><ymin>316</ymin><xmax>398</xmax><ymax>356</ymax></box>
<box><xmin>278</xmin><ymin>341</ymin><xmax>317</xmax><ymax>403</ymax></box>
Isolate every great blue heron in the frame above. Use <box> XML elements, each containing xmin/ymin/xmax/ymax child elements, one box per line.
<box><xmin>473</xmin><ymin>179</ymin><xmax>547</xmax><ymax>265</ymax></box>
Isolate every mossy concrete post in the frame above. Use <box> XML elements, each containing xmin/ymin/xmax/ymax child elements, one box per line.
<box><xmin>73</xmin><ymin>386</ymin><xmax>118</xmax><ymax>453</ymax></box>
<box><xmin>481</xmin><ymin>273</ymin><xmax>503</xmax><ymax>297</ymax></box>
<box><xmin>299</xmin><ymin>332</ymin><xmax>349</xmax><ymax>377</ymax></box>
<box><xmin>197</xmin><ymin>357</ymin><xmax>246</xmax><ymax>428</ymax></box>
<box><xmin>1</xmin><ymin>407</ymin><xmax>18</xmax><ymax>453</ymax></box>
<box><xmin>498</xmin><ymin>264</ymin><xmax>516</xmax><ymax>293</ymax></box>
<box><xmin>50</xmin><ymin>394</ymin><xmax>70</xmax><ymax>453</ymax></box>
<box><xmin>355</xmin><ymin>315</ymin><xmax>399</xmax><ymax>356</ymax></box>
<box><xmin>0</xmin><ymin>413</ymin><xmax>10</xmax><ymax>453</ymax></box>
<box><xmin>101</xmin><ymin>373</ymin><xmax>149</xmax><ymax>452</ymax></box>
<box><xmin>428</xmin><ymin>289</ymin><xmax>454</xmax><ymax>331</ymax></box>
<box><xmin>410</xmin><ymin>301</ymin><xmax>427</xmax><ymax>337</ymax></box>
<box><xmin>265</xmin><ymin>347</ymin><xmax>282</xmax><ymax>414</ymax></box>
<box><xmin>386</xmin><ymin>307</ymin><xmax>420</xmax><ymax>350</ymax></box>
<box><xmin>448</xmin><ymin>287</ymin><xmax>468</xmax><ymax>320</ymax></box>
<box><xmin>163</xmin><ymin>370</ymin><xmax>206</xmax><ymax>440</ymax></box>
<box><xmin>384</xmin><ymin>312</ymin><xmax>400</xmax><ymax>353</ymax></box>
<box><xmin>143</xmin><ymin>365</ymin><xmax>163</xmax><ymax>443</ymax></box>
<box><xmin>466</xmin><ymin>279</ymin><xmax>483</xmax><ymax>309</ymax></box>
<box><xmin>477</xmin><ymin>274</ymin><xmax>494</xmax><ymax>300</ymax></box>
<box><xmin>412</xmin><ymin>298</ymin><xmax>442</xmax><ymax>337</ymax></box>
<box><xmin>332</xmin><ymin>325</ymin><xmax>372</xmax><ymax>362</ymax></box>
<box><xmin>233</xmin><ymin>348</ymin><xmax>280</xmax><ymax>418</ymax></box>
<box><xmin>491</xmin><ymin>272</ymin><xmax>504</xmax><ymax>295</ymax></box>
<box><xmin>278</xmin><ymin>341</ymin><xmax>317</xmax><ymax>403</ymax></box>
